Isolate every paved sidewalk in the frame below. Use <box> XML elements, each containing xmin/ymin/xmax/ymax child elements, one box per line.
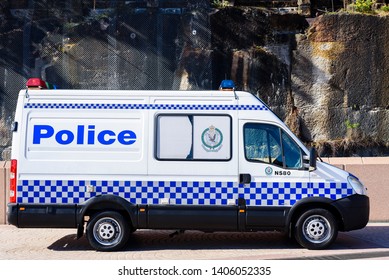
<box><xmin>0</xmin><ymin>223</ymin><xmax>388</xmax><ymax>260</ymax></box>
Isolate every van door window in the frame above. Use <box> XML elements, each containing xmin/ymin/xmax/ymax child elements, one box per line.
<box><xmin>244</xmin><ymin>123</ymin><xmax>302</xmax><ymax>169</ymax></box>
<box><xmin>281</xmin><ymin>130</ymin><xmax>302</xmax><ymax>168</ymax></box>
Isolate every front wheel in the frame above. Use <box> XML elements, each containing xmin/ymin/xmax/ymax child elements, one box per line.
<box><xmin>86</xmin><ymin>211</ymin><xmax>130</xmax><ymax>251</ymax></box>
<box><xmin>294</xmin><ymin>208</ymin><xmax>338</xmax><ymax>250</ymax></box>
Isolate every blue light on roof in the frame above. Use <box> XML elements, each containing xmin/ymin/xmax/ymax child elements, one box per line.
<box><xmin>219</xmin><ymin>80</ymin><xmax>235</xmax><ymax>90</ymax></box>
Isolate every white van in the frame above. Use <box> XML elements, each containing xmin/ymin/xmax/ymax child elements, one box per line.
<box><xmin>7</xmin><ymin>78</ymin><xmax>369</xmax><ymax>251</ymax></box>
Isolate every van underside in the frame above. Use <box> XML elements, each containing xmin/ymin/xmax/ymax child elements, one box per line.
<box><xmin>8</xmin><ymin>194</ymin><xmax>369</xmax><ymax>238</ymax></box>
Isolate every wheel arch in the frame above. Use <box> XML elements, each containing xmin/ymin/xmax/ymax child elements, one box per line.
<box><xmin>286</xmin><ymin>197</ymin><xmax>344</xmax><ymax>236</ymax></box>
<box><xmin>77</xmin><ymin>195</ymin><xmax>137</xmax><ymax>238</ymax></box>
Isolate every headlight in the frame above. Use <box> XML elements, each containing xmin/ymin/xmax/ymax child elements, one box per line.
<box><xmin>348</xmin><ymin>175</ymin><xmax>367</xmax><ymax>195</ymax></box>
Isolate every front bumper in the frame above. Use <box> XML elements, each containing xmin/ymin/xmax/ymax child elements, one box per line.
<box><xmin>332</xmin><ymin>194</ymin><xmax>370</xmax><ymax>231</ymax></box>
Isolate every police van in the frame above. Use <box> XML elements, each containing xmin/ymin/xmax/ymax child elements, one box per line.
<box><xmin>7</xmin><ymin>78</ymin><xmax>369</xmax><ymax>251</ymax></box>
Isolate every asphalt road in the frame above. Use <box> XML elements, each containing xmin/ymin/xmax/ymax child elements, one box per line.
<box><xmin>0</xmin><ymin>223</ymin><xmax>389</xmax><ymax>260</ymax></box>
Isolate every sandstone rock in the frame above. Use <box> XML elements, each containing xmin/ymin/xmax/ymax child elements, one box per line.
<box><xmin>292</xmin><ymin>14</ymin><xmax>389</xmax><ymax>150</ymax></box>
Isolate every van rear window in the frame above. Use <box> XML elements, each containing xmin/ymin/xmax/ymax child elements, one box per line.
<box><xmin>156</xmin><ymin>114</ymin><xmax>231</xmax><ymax>161</ymax></box>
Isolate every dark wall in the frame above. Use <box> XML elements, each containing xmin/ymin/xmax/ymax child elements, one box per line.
<box><xmin>1</xmin><ymin>2</ymin><xmax>388</xmax><ymax>159</ymax></box>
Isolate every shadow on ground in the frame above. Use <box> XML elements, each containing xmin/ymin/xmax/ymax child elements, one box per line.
<box><xmin>48</xmin><ymin>230</ymin><xmax>298</xmax><ymax>251</ymax></box>
<box><xmin>47</xmin><ymin>226</ymin><xmax>389</xmax><ymax>254</ymax></box>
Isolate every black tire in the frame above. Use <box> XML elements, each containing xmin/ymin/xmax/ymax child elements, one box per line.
<box><xmin>86</xmin><ymin>211</ymin><xmax>130</xmax><ymax>251</ymax></box>
<box><xmin>294</xmin><ymin>208</ymin><xmax>338</xmax><ymax>250</ymax></box>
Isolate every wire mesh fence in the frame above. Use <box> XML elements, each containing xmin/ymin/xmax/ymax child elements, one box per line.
<box><xmin>0</xmin><ymin>0</ymin><xmax>212</xmax><ymax>160</ymax></box>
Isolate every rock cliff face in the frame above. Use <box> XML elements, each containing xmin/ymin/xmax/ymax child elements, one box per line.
<box><xmin>209</xmin><ymin>9</ymin><xmax>389</xmax><ymax>156</ymax></box>
<box><xmin>0</xmin><ymin>4</ymin><xmax>388</xmax><ymax>159</ymax></box>
<box><xmin>292</xmin><ymin>14</ymin><xmax>389</xmax><ymax>155</ymax></box>
<box><xmin>210</xmin><ymin>7</ymin><xmax>308</xmax><ymax>120</ymax></box>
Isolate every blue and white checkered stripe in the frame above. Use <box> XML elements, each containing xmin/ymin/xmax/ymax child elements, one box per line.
<box><xmin>17</xmin><ymin>180</ymin><xmax>353</xmax><ymax>206</ymax></box>
<box><xmin>242</xmin><ymin>182</ymin><xmax>352</xmax><ymax>206</ymax></box>
<box><xmin>24</xmin><ymin>103</ymin><xmax>268</xmax><ymax>111</ymax></box>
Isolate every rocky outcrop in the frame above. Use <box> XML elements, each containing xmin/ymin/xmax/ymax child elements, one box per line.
<box><xmin>0</xmin><ymin>3</ymin><xmax>388</xmax><ymax>159</ymax></box>
<box><xmin>292</xmin><ymin>14</ymin><xmax>389</xmax><ymax>155</ymax></box>
<box><xmin>210</xmin><ymin>7</ymin><xmax>308</xmax><ymax>119</ymax></box>
<box><xmin>209</xmin><ymin>9</ymin><xmax>389</xmax><ymax>156</ymax></box>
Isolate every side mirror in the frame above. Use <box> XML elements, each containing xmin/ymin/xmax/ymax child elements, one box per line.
<box><xmin>303</xmin><ymin>147</ymin><xmax>317</xmax><ymax>171</ymax></box>
<box><xmin>309</xmin><ymin>147</ymin><xmax>317</xmax><ymax>171</ymax></box>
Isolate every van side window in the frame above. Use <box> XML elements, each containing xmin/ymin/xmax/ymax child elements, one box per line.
<box><xmin>156</xmin><ymin>115</ymin><xmax>231</xmax><ymax>161</ymax></box>
<box><xmin>244</xmin><ymin>123</ymin><xmax>302</xmax><ymax>169</ymax></box>
<box><xmin>157</xmin><ymin>115</ymin><xmax>193</xmax><ymax>159</ymax></box>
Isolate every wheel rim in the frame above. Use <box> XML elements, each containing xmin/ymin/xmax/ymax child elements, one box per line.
<box><xmin>93</xmin><ymin>217</ymin><xmax>123</xmax><ymax>246</ymax></box>
<box><xmin>302</xmin><ymin>214</ymin><xmax>331</xmax><ymax>244</ymax></box>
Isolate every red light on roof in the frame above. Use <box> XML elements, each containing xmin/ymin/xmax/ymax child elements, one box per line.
<box><xmin>26</xmin><ymin>78</ymin><xmax>58</xmax><ymax>89</ymax></box>
<box><xmin>26</xmin><ymin>78</ymin><xmax>47</xmax><ymax>89</ymax></box>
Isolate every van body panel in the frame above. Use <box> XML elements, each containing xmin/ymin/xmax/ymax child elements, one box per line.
<box><xmin>146</xmin><ymin>204</ymin><xmax>238</xmax><ymax>230</ymax></box>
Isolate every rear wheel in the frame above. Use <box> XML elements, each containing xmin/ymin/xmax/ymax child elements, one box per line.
<box><xmin>86</xmin><ymin>211</ymin><xmax>130</xmax><ymax>251</ymax></box>
<box><xmin>294</xmin><ymin>208</ymin><xmax>338</xmax><ymax>250</ymax></box>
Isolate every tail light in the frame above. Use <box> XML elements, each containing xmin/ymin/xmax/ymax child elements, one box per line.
<box><xmin>10</xmin><ymin>159</ymin><xmax>17</xmax><ymax>203</ymax></box>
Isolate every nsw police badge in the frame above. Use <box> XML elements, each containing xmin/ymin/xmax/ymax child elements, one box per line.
<box><xmin>201</xmin><ymin>125</ymin><xmax>223</xmax><ymax>152</ymax></box>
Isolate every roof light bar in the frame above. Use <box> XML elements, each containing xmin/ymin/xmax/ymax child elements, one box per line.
<box><xmin>26</xmin><ymin>78</ymin><xmax>58</xmax><ymax>89</ymax></box>
<box><xmin>219</xmin><ymin>80</ymin><xmax>235</xmax><ymax>91</ymax></box>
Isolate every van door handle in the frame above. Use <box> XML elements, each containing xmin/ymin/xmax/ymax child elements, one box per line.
<box><xmin>239</xmin><ymin>173</ymin><xmax>251</xmax><ymax>184</ymax></box>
